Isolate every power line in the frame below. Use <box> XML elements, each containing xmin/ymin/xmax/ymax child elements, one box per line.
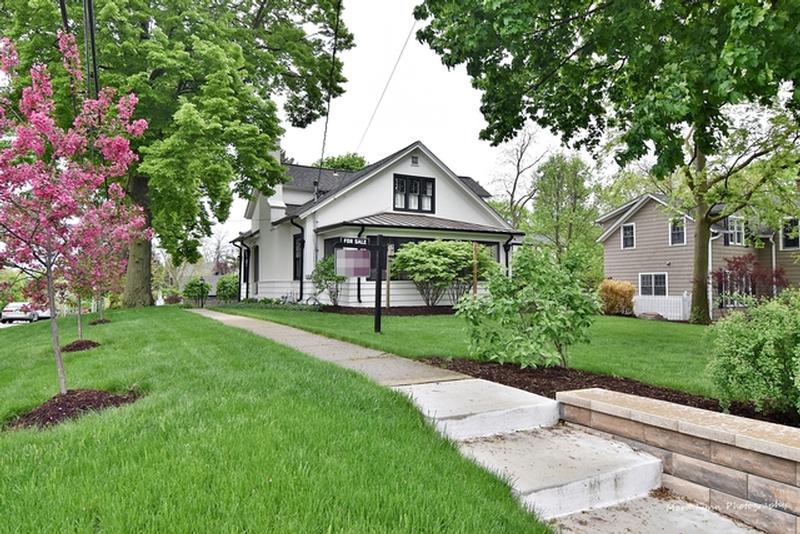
<box><xmin>355</xmin><ymin>20</ymin><xmax>416</xmax><ymax>153</ymax></box>
<box><xmin>314</xmin><ymin>0</ymin><xmax>344</xmax><ymax>200</ymax></box>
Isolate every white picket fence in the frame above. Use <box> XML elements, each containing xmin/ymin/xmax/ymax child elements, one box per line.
<box><xmin>633</xmin><ymin>292</ymin><xmax>691</xmax><ymax>321</ymax></box>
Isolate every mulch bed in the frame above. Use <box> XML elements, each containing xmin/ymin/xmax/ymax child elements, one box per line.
<box><xmin>88</xmin><ymin>319</ymin><xmax>111</xmax><ymax>326</ymax></box>
<box><xmin>6</xmin><ymin>389</ymin><xmax>138</xmax><ymax>430</ymax></box>
<box><xmin>424</xmin><ymin>358</ymin><xmax>800</xmax><ymax>428</ymax></box>
<box><xmin>321</xmin><ymin>305</ymin><xmax>455</xmax><ymax>316</ymax></box>
<box><xmin>62</xmin><ymin>340</ymin><xmax>101</xmax><ymax>352</ymax></box>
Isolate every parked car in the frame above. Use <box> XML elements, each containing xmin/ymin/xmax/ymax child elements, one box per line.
<box><xmin>1</xmin><ymin>302</ymin><xmax>50</xmax><ymax>323</ymax></box>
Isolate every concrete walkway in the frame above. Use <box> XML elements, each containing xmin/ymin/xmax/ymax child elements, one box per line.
<box><xmin>190</xmin><ymin>309</ymin><xmax>759</xmax><ymax>533</ymax></box>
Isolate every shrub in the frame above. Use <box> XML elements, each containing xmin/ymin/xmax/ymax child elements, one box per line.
<box><xmin>456</xmin><ymin>245</ymin><xmax>600</xmax><ymax>368</ymax></box>
<box><xmin>598</xmin><ymin>279</ymin><xmax>635</xmax><ymax>315</ymax></box>
<box><xmin>708</xmin><ymin>289</ymin><xmax>800</xmax><ymax>415</ymax></box>
<box><xmin>311</xmin><ymin>256</ymin><xmax>347</xmax><ymax>306</ymax></box>
<box><xmin>183</xmin><ymin>277</ymin><xmax>211</xmax><ymax>307</ymax></box>
<box><xmin>391</xmin><ymin>240</ymin><xmax>498</xmax><ymax>306</ymax></box>
<box><xmin>216</xmin><ymin>273</ymin><xmax>239</xmax><ymax>303</ymax></box>
<box><xmin>164</xmin><ymin>293</ymin><xmax>182</xmax><ymax>305</ymax></box>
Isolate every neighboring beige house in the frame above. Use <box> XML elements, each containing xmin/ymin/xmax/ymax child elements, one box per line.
<box><xmin>597</xmin><ymin>193</ymin><xmax>800</xmax><ymax>320</ymax></box>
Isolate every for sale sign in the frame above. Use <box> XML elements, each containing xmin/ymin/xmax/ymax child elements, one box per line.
<box><xmin>335</xmin><ymin>248</ymin><xmax>371</xmax><ymax>277</ymax></box>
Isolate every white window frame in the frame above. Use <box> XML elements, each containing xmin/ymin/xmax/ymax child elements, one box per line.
<box><xmin>781</xmin><ymin>217</ymin><xmax>800</xmax><ymax>251</ymax></box>
<box><xmin>639</xmin><ymin>272</ymin><xmax>669</xmax><ymax>297</ymax></box>
<box><xmin>620</xmin><ymin>223</ymin><xmax>636</xmax><ymax>250</ymax></box>
<box><xmin>728</xmin><ymin>216</ymin><xmax>745</xmax><ymax>246</ymax></box>
<box><xmin>669</xmin><ymin>216</ymin><xmax>687</xmax><ymax>246</ymax></box>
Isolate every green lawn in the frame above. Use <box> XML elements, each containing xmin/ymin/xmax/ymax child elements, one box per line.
<box><xmin>214</xmin><ymin>306</ymin><xmax>715</xmax><ymax>397</ymax></box>
<box><xmin>0</xmin><ymin>307</ymin><xmax>548</xmax><ymax>533</ymax></box>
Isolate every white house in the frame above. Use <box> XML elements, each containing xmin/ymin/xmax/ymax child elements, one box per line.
<box><xmin>232</xmin><ymin>141</ymin><xmax>523</xmax><ymax>307</ymax></box>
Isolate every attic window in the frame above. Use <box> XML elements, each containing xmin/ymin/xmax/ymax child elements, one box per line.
<box><xmin>394</xmin><ymin>174</ymin><xmax>434</xmax><ymax>213</ymax></box>
<box><xmin>410</xmin><ymin>155</ymin><xmax>419</xmax><ymax>166</ymax></box>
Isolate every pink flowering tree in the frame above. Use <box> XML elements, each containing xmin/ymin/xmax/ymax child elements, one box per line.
<box><xmin>0</xmin><ymin>33</ymin><xmax>148</xmax><ymax>394</ymax></box>
<box><xmin>65</xmin><ymin>183</ymin><xmax>150</xmax><ymax>338</ymax></box>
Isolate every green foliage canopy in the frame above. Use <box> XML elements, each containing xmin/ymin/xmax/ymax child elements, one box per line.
<box><xmin>0</xmin><ymin>0</ymin><xmax>353</xmax><ymax>263</ymax></box>
<box><xmin>315</xmin><ymin>152</ymin><xmax>367</xmax><ymax>171</ymax></box>
<box><xmin>456</xmin><ymin>244</ymin><xmax>600</xmax><ymax>368</ymax></box>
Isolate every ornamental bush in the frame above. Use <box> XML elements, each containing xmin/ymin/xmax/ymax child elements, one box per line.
<box><xmin>456</xmin><ymin>245</ymin><xmax>599</xmax><ymax>368</ymax></box>
<box><xmin>311</xmin><ymin>255</ymin><xmax>346</xmax><ymax>306</ymax></box>
<box><xmin>391</xmin><ymin>240</ymin><xmax>498</xmax><ymax>306</ymax></box>
<box><xmin>216</xmin><ymin>273</ymin><xmax>239</xmax><ymax>303</ymax></box>
<box><xmin>183</xmin><ymin>277</ymin><xmax>211</xmax><ymax>307</ymax></box>
<box><xmin>598</xmin><ymin>279</ymin><xmax>635</xmax><ymax>315</ymax></box>
<box><xmin>708</xmin><ymin>289</ymin><xmax>800</xmax><ymax>415</ymax></box>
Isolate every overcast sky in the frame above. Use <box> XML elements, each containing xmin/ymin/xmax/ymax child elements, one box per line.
<box><xmin>218</xmin><ymin>0</ymin><xmax>560</xmax><ymax>238</ymax></box>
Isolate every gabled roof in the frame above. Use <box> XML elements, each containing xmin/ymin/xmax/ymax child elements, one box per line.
<box><xmin>274</xmin><ymin>140</ymin><xmax>509</xmax><ymax>229</ymax></box>
<box><xmin>316</xmin><ymin>212</ymin><xmax>523</xmax><ymax>236</ymax></box>
<box><xmin>596</xmin><ymin>193</ymin><xmax>730</xmax><ymax>243</ymax></box>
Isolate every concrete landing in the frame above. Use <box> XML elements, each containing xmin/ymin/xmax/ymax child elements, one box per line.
<box><xmin>459</xmin><ymin>425</ymin><xmax>662</xmax><ymax>519</ymax></box>
<box><xmin>394</xmin><ymin>379</ymin><xmax>559</xmax><ymax>439</ymax></box>
<box><xmin>553</xmin><ymin>495</ymin><xmax>761</xmax><ymax>533</ymax></box>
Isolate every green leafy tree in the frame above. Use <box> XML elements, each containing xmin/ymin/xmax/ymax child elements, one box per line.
<box><xmin>183</xmin><ymin>277</ymin><xmax>211</xmax><ymax>307</ymax></box>
<box><xmin>215</xmin><ymin>273</ymin><xmax>239</xmax><ymax>304</ymax></box>
<box><xmin>314</xmin><ymin>152</ymin><xmax>367</xmax><ymax>171</ymax></box>
<box><xmin>530</xmin><ymin>153</ymin><xmax>601</xmax><ymax>284</ymax></box>
<box><xmin>0</xmin><ymin>269</ymin><xmax>25</xmax><ymax>310</ymax></box>
<box><xmin>311</xmin><ymin>255</ymin><xmax>346</xmax><ymax>306</ymax></box>
<box><xmin>1</xmin><ymin>0</ymin><xmax>353</xmax><ymax>306</ymax></box>
<box><xmin>415</xmin><ymin>1</ymin><xmax>800</xmax><ymax>324</ymax></box>
<box><xmin>456</xmin><ymin>244</ymin><xmax>600</xmax><ymax>368</ymax></box>
<box><xmin>391</xmin><ymin>241</ymin><xmax>497</xmax><ymax>306</ymax></box>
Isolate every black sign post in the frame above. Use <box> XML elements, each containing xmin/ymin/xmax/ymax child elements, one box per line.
<box><xmin>334</xmin><ymin>235</ymin><xmax>386</xmax><ymax>333</ymax></box>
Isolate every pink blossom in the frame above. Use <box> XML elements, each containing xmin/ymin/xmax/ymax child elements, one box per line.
<box><xmin>57</xmin><ymin>30</ymin><xmax>83</xmax><ymax>82</ymax></box>
<box><xmin>0</xmin><ymin>37</ymin><xmax>18</xmax><ymax>73</ymax></box>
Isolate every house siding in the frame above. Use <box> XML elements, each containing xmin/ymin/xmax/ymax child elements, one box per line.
<box><xmin>603</xmin><ymin>200</ymin><xmax>696</xmax><ymax>295</ymax></box>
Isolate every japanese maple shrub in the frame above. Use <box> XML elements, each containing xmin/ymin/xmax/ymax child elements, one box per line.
<box><xmin>456</xmin><ymin>245</ymin><xmax>600</xmax><ymax>368</ymax></box>
<box><xmin>708</xmin><ymin>289</ymin><xmax>800</xmax><ymax>416</ymax></box>
<box><xmin>0</xmin><ymin>34</ymin><xmax>148</xmax><ymax>394</ymax></box>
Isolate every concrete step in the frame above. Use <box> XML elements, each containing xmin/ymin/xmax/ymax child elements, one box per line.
<box><xmin>458</xmin><ymin>425</ymin><xmax>662</xmax><ymax>519</ymax></box>
<box><xmin>552</xmin><ymin>494</ymin><xmax>761</xmax><ymax>533</ymax></box>
<box><xmin>393</xmin><ymin>378</ymin><xmax>559</xmax><ymax>440</ymax></box>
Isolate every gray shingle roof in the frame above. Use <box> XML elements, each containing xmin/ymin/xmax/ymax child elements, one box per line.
<box><xmin>316</xmin><ymin>212</ymin><xmax>523</xmax><ymax>235</ymax></box>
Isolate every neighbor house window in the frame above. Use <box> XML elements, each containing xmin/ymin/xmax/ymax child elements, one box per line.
<box><xmin>393</xmin><ymin>175</ymin><xmax>434</xmax><ymax>213</ymax></box>
<box><xmin>782</xmin><ymin>218</ymin><xmax>799</xmax><ymax>250</ymax></box>
<box><xmin>639</xmin><ymin>273</ymin><xmax>667</xmax><ymax>296</ymax></box>
<box><xmin>727</xmin><ymin>216</ymin><xmax>745</xmax><ymax>246</ymax></box>
<box><xmin>669</xmin><ymin>217</ymin><xmax>686</xmax><ymax>246</ymax></box>
<box><xmin>621</xmin><ymin>223</ymin><xmax>635</xmax><ymax>249</ymax></box>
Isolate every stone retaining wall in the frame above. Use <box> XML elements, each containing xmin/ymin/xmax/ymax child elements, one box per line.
<box><xmin>557</xmin><ymin>388</ymin><xmax>800</xmax><ymax>533</ymax></box>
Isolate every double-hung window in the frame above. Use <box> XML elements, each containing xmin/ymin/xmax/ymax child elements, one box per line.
<box><xmin>394</xmin><ymin>175</ymin><xmax>434</xmax><ymax>213</ymax></box>
<box><xmin>669</xmin><ymin>217</ymin><xmax>686</xmax><ymax>246</ymax></box>
<box><xmin>639</xmin><ymin>273</ymin><xmax>667</xmax><ymax>296</ymax></box>
<box><xmin>728</xmin><ymin>217</ymin><xmax>745</xmax><ymax>246</ymax></box>
<box><xmin>782</xmin><ymin>218</ymin><xmax>799</xmax><ymax>250</ymax></box>
<box><xmin>621</xmin><ymin>223</ymin><xmax>635</xmax><ymax>249</ymax></box>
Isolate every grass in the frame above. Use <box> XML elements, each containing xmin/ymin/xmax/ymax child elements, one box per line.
<box><xmin>0</xmin><ymin>307</ymin><xmax>548</xmax><ymax>533</ymax></box>
<box><xmin>213</xmin><ymin>306</ymin><xmax>715</xmax><ymax>397</ymax></box>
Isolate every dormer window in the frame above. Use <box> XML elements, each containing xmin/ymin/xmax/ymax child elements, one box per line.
<box><xmin>394</xmin><ymin>174</ymin><xmax>434</xmax><ymax>213</ymax></box>
<box><xmin>410</xmin><ymin>155</ymin><xmax>419</xmax><ymax>166</ymax></box>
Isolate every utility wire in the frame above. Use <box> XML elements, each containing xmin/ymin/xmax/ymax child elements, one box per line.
<box><xmin>355</xmin><ymin>20</ymin><xmax>416</xmax><ymax>153</ymax></box>
<box><xmin>314</xmin><ymin>0</ymin><xmax>344</xmax><ymax>200</ymax></box>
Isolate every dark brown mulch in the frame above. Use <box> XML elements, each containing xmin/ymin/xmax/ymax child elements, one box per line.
<box><xmin>62</xmin><ymin>340</ymin><xmax>101</xmax><ymax>352</ymax></box>
<box><xmin>424</xmin><ymin>358</ymin><xmax>800</xmax><ymax>428</ymax></box>
<box><xmin>6</xmin><ymin>389</ymin><xmax>138</xmax><ymax>430</ymax></box>
<box><xmin>88</xmin><ymin>319</ymin><xmax>111</xmax><ymax>326</ymax></box>
<box><xmin>320</xmin><ymin>305</ymin><xmax>454</xmax><ymax>316</ymax></box>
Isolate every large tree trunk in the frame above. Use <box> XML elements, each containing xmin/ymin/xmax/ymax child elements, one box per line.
<box><xmin>46</xmin><ymin>265</ymin><xmax>68</xmax><ymax>395</ymax></box>
<box><xmin>689</xmin><ymin>149</ymin><xmax>711</xmax><ymax>324</ymax></box>
<box><xmin>123</xmin><ymin>174</ymin><xmax>153</xmax><ymax>307</ymax></box>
